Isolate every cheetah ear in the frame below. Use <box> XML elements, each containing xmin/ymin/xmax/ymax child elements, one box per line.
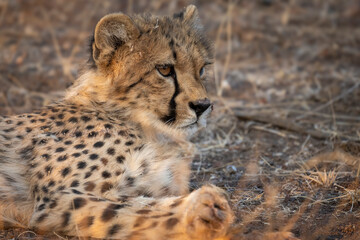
<box><xmin>183</xmin><ymin>5</ymin><xmax>199</xmax><ymax>22</ymax></box>
<box><xmin>174</xmin><ymin>5</ymin><xmax>201</xmax><ymax>28</ymax></box>
<box><xmin>92</xmin><ymin>13</ymin><xmax>140</xmax><ymax>67</ymax></box>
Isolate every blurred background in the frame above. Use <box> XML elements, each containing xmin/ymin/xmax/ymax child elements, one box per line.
<box><xmin>0</xmin><ymin>0</ymin><xmax>360</xmax><ymax>239</ymax></box>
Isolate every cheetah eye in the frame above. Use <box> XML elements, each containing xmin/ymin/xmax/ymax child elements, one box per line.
<box><xmin>156</xmin><ymin>65</ymin><xmax>173</xmax><ymax>77</ymax></box>
<box><xmin>199</xmin><ymin>67</ymin><xmax>205</xmax><ymax>77</ymax></box>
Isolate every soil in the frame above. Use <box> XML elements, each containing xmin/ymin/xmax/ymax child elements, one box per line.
<box><xmin>0</xmin><ymin>0</ymin><xmax>359</xmax><ymax>239</ymax></box>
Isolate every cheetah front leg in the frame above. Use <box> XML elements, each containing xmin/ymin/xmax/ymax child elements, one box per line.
<box><xmin>29</xmin><ymin>185</ymin><xmax>234</xmax><ymax>239</ymax></box>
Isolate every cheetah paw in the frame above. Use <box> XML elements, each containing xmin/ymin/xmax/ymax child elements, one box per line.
<box><xmin>184</xmin><ymin>185</ymin><xmax>234</xmax><ymax>240</ymax></box>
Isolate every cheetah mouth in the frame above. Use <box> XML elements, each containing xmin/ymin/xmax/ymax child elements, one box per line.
<box><xmin>181</xmin><ymin>118</ymin><xmax>207</xmax><ymax>129</ymax></box>
<box><xmin>182</xmin><ymin>121</ymin><xmax>198</xmax><ymax>128</ymax></box>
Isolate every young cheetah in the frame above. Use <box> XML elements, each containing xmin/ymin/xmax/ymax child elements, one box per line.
<box><xmin>0</xmin><ymin>5</ymin><xmax>234</xmax><ymax>239</ymax></box>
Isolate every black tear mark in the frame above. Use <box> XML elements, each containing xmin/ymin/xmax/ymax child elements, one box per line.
<box><xmin>161</xmin><ymin>66</ymin><xmax>179</xmax><ymax>124</ymax></box>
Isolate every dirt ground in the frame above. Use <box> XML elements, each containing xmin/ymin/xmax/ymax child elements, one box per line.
<box><xmin>0</xmin><ymin>0</ymin><xmax>360</xmax><ymax>239</ymax></box>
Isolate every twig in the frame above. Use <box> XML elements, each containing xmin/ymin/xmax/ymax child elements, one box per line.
<box><xmin>127</xmin><ymin>0</ymin><xmax>133</xmax><ymax>14</ymax></box>
<box><xmin>221</xmin><ymin>99</ymin><xmax>360</xmax><ymax>121</ymax></box>
<box><xmin>218</xmin><ymin>1</ymin><xmax>234</xmax><ymax>97</ymax></box>
<box><xmin>214</xmin><ymin>8</ymin><xmax>226</xmax><ymax>95</ymax></box>
<box><xmin>234</xmin><ymin>110</ymin><xmax>360</xmax><ymax>142</ymax></box>
<box><xmin>0</xmin><ymin>0</ymin><xmax>7</xmax><ymax>27</ymax></box>
<box><xmin>53</xmin><ymin>231</ymin><xmax>68</xmax><ymax>239</ymax></box>
<box><xmin>251</xmin><ymin>125</ymin><xmax>290</xmax><ymax>138</ymax></box>
<box><xmin>7</xmin><ymin>74</ymin><xmax>25</xmax><ymax>89</ymax></box>
<box><xmin>296</xmin><ymin>81</ymin><xmax>360</xmax><ymax>120</ymax></box>
<box><xmin>16</xmin><ymin>230</ymin><xmax>37</xmax><ymax>239</ymax></box>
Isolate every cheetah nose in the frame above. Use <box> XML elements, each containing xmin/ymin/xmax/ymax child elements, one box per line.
<box><xmin>189</xmin><ymin>98</ymin><xmax>212</xmax><ymax>118</ymax></box>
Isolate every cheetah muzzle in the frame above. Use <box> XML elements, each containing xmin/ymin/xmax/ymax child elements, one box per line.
<box><xmin>0</xmin><ymin>5</ymin><xmax>234</xmax><ymax>240</ymax></box>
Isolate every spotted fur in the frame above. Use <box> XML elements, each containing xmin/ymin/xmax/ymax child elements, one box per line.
<box><xmin>0</xmin><ymin>5</ymin><xmax>234</xmax><ymax>239</ymax></box>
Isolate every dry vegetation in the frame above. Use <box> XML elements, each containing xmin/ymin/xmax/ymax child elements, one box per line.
<box><xmin>0</xmin><ymin>0</ymin><xmax>360</xmax><ymax>239</ymax></box>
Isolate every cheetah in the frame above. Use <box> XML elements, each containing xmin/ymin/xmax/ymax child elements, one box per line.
<box><xmin>0</xmin><ymin>5</ymin><xmax>234</xmax><ymax>240</ymax></box>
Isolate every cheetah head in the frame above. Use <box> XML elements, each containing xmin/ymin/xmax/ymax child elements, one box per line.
<box><xmin>68</xmin><ymin>5</ymin><xmax>213</xmax><ymax>136</ymax></box>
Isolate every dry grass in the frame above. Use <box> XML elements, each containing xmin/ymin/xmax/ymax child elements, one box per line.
<box><xmin>300</xmin><ymin>169</ymin><xmax>338</xmax><ymax>188</ymax></box>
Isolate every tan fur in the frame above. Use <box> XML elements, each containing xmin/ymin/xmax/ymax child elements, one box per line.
<box><xmin>0</xmin><ymin>5</ymin><xmax>234</xmax><ymax>239</ymax></box>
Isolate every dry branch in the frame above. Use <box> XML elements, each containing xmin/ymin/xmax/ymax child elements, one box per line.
<box><xmin>234</xmin><ymin>110</ymin><xmax>359</xmax><ymax>142</ymax></box>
